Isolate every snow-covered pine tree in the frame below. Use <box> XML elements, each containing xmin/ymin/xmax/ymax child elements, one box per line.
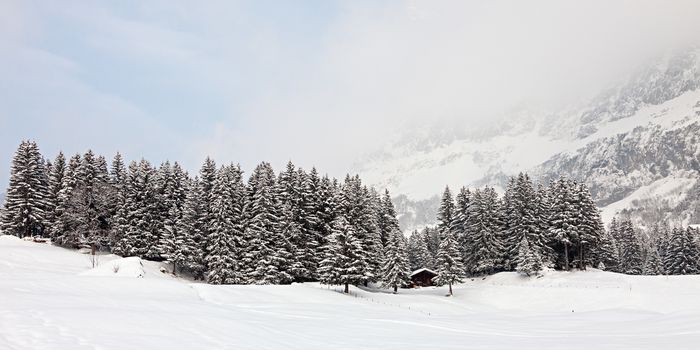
<box><xmin>534</xmin><ymin>183</ymin><xmax>555</xmax><ymax>265</ymax></box>
<box><xmin>377</xmin><ymin>189</ymin><xmax>401</xmax><ymax>249</ymax></box>
<box><xmin>337</xmin><ymin>175</ymin><xmax>380</xmax><ymax>284</ymax></box>
<box><xmin>160</xmin><ymin>162</ymin><xmax>189</xmax><ymax>270</ymax></box>
<box><xmin>515</xmin><ymin>237</ymin><xmax>543</xmax><ymax>277</ymax></box>
<box><xmin>408</xmin><ymin>229</ymin><xmax>433</xmax><ymax>271</ymax></box>
<box><xmin>500</xmin><ymin>173</ymin><xmax>542</xmax><ymax>271</ymax></box>
<box><xmin>173</xmin><ymin>177</ymin><xmax>206</xmax><ymax>278</ymax></box>
<box><xmin>423</xmin><ymin>227</ymin><xmax>440</xmax><ymax>260</ymax></box>
<box><xmin>295</xmin><ymin>167</ymin><xmax>322</xmax><ymax>281</ymax></box>
<box><xmin>277</xmin><ymin>162</ymin><xmax>317</xmax><ymax>282</ymax></box>
<box><xmin>433</xmin><ymin>231</ymin><xmax>465</xmax><ymax>296</ymax></box>
<box><xmin>617</xmin><ymin>220</ymin><xmax>643</xmax><ymax>275</ymax></box>
<box><xmin>465</xmin><ymin>187</ymin><xmax>504</xmax><ymax>275</ymax></box>
<box><xmin>244</xmin><ymin>162</ymin><xmax>292</xmax><ymax>284</ymax></box>
<box><xmin>548</xmin><ymin>178</ymin><xmax>580</xmax><ymax>270</ymax></box>
<box><xmin>436</xmin><ymin>186</ymin><xmax>456</xmax><ymax>239</ymax></box>
<box><xmin>318</xmin><ymin>214</ymin><xmax>369</xmax><ymax>293</ymax></box>
<box><xmin>44</xmin><ymin>152</ymin><xmax>66</xmax><ymax>239</ymax></box>
<box><xmin>454</xmin><ymin>187</ymin><xmax>471</xmax><ymax>267</ymax></box>
<box><xmin>642</xmin><ymin>245</ymin><xmax>663</xmax><ymax>275</ymax></box>
<box><xmin>593</xmin><ymin>229</ymin><xmax>620</xmax><ymax>272</ymax></box>
<box><xmin>1</xmin><ymin>141</ymin><xmax>49</xmax><ymax>238</ymax></box>
<box><xmin>198</xmin><ymin>157</ymin><xmax>217</xmax><ymax>265</ymax></box>
<box><xmin>206</xmin><ymin>164</ymin><xmax>246</xmax><ymax>284</ymax></box>
<box><xmin>108</xmin><ymin>153</ymin><xmax>128</xmax><ymax>248</ymax></box>
<box><xmin>56</xmin><ymin>150</ymin><xmax>112</xmax><ymax>247</ymax></box>
<box><xmin>663</xmin><ymin>227</ymin><xmax>700</xmax><ymax>275</ymax></box>
<box><xmin>575</xmin><ymin>183</ymin><xmax>604</xmax><ymax>270</ymax></box>
<box><xmin>115</xmin><ymin>159</ymin><xmax>160</xmax><ymax>258</ymax></box>
<box><xmin>380</xmin><ymin>229</ymin><xmax>411</xmax><ymax>293</ymax></box>
<box><xmin>53</xmin><ymin>154</ymin><xmax>81</xmax><ymax>244</ymax></box>
<box><xmin>314</xmin><ymin>174</ymin><xmax>339</xmax><ymax>277</ymax></box>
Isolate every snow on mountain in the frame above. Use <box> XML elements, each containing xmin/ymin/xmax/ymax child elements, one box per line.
<box><xmin>355</xmin><ymin>47</ymin><xmax>700</xmax><ymax>230</ymax></box>
<box><xmin>4</xmin><ymin>235</ymin><xmax>700</xmax><ymax>349</ymax></box>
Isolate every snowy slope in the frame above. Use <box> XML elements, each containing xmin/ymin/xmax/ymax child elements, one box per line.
<box><xmin>355</xmin><ymin>48</ymin><xmax>700</xmax><ymax>230</ymax></box>
<box><xmin>3</xmin><ymin>235</ymin><xmax>700</xmax><ymax>349</ymax></box>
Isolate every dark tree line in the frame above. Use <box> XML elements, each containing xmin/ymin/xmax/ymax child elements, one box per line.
<box><xmin>1</xmin><ymin>141</ymin><xmax>411</xmax><ymax>291</ymax></box>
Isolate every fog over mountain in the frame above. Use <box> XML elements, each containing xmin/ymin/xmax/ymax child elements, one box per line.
<box><xmin>357</xmin><ymin>47</ymin><xmax>700</xmax><ymax>231</ymax></box>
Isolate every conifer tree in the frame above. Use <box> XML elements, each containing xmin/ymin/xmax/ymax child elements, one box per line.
<box><xmin>453</xmin><ymin>187</ymin><xmax>471</xmax><ymax>267</ymax></box>
<box><xmin>664</xmin><ymin>227</ymin><xmax>700</xmax><ymax>275</ymax></box>
<box><xmin>465</xmin><ymin>187</ymin><xmax>503</xmax><ymax>275</ymax></box>
<box><xmin>515</xmin><ymin>237</ymin><xmax>543</xmax><ymax>277</ymax></box>
<box><xmin>642</xmin><ymin>246</ymin><xmax>663</xmax><ymax>275</ymax></box>
<box><xmin>548</xmin><ymin>178</ymin><xmax>579</xmax><ymax>270</ymax></box>
<box><xmin>174</xmin><ymin>177</ymin><xmax>207</xmax><ymax>278</ymax></box>
<box><xmin>380</xmin><ymin>229</ymin><xmax>411</xmax><ymax>293</ymax></box>
<box><xmin>408</xmin><ymin>229</ymin><xmax>433</xmax><ymax>270</ymax></box>
<box><xmin>108</xmin><ymin>153</ymin><xmax>127</xmax><ymax>247</ymax></box>
<box><xmin>617</xmin><ymin>220</ymin><xmax>643</xmax><ymax>275</ymax></box>
<box><xmin>501</xmin><ymin>173</ymin><xmax>542</xmax><ymax>271</ymax></box>
<box><xmin>593</xmin><ymin>229</ymin><xmax>620</xmax><ymax>272</ymax></box>
<box><xmin>244</xmin><ymin>162</ymin><xmax>292</xmax><ymax>284</ymax></box>
<box><xmin>433</xmin><ymin>231</ymin><xmax>465</xmax><ymax>296</ymax></box>
<box><xmin>2</xmin><ymin>141</ymin><xmax>49</xmax><ymax>238</ymax></box>
<box><xmin>437</xmin><ymin>186</ymin><xmax>456</xmax><ymax>238</ymax></box>
<box><xmin>206</xmin><ymin>164</ymin><xmax>246</xmax><ymax>284</ymax></box>
<box><xmin>377</xmin><ymin>189</ymin><xmax>401</xmax><ymax>249</ymax></box>
<box><xmin>319</xmin><ymin>215</ymin><xmax>369</xmax><ymax>293</ymax></box>
<box><xmin>45</xmin><ymin>152</ymin><xmax>66</xmax><ymax>239</ymax></box>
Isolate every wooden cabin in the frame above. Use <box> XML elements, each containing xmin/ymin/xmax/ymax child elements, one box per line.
<box><xmin>409</xmin><ymin>268</ymin><xmax>438</xmax><ymax>287</ymax></box>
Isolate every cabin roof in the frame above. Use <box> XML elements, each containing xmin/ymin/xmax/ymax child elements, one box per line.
<box><xmin>410</xmin><ymin>268</ymin><xmax>437</xmax><ymax>277</ymax></box>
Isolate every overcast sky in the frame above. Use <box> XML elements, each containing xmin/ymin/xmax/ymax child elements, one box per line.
<box><xmin>2</xmin><ymin>0</ymin><xmax>700</xmax><ymax>188</ymax></box>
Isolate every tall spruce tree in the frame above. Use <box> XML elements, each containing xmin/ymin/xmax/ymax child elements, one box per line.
<box><xmin>380</xmin><ymin>229</ymin><xmax>411</xmax><ymax>293</ymax></box>
<box><xmin>2</xmin><ymin>141</ymin><xmax>49</xmax><ymax>238</ymax></box>
<box><xmin>318</xmin><ymin>215</ymin><xmax>369</xmax><ymax>293</ymax></box>
<box><xmin>437</xmin><ymin>186</ymin><xmax>456</xmax><ymax>238</ymax></box>
<box><xmin>244</xmin><ymin>162</ymin><xmax>292</xmax><ymax>284</ymax></box>
<box><xmin>617</xmin><ymin>220</ymin><xmax>643</xmax><ymax>275</ymax></box>
<box><xmin>515</xmin><ymin>237</ymin><xmax>543</xmax><ymax>277</ymax></box>
<box><xmin>433</xmin><ymin>231</ymin><xmax>465</xmax><ymax>296</ymax></box>
<box><xmin>465</xmin><ymin>187</ymin><xmax>503</xmax><ymax>275</ymax></box>
<box><xmin>548</xmin><ymin>178</ymin><xmax>579</xmax><ymax>270</ymax></box>
<box><xmin>206</xmin><ymin>164</ymin><xmax>246</xmax><ymax>284</ymax></box>
<box><xmin>45</xmin><ymin>152</ymin><xmax>66</xmax><ymax>239</ymax></box>
<box><xmin>408</xmin><ymin>229</ymin><xmax>433</xmax><ymax>271</ymax></box>
<box><xmin>664</xmin><ymin>227</ymin><xmax>700</xmax><ymax>275</ymax></box>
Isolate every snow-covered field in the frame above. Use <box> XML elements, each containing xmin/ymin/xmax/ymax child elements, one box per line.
<box><xmin>2</xmin><ymin>235</ymin><xmax>700</xmax><ymax>349</ymax></box>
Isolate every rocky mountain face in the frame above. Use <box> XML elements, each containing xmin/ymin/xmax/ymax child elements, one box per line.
<box><xmin>355</xmin><ymin>48</ymin><xmax>700</xmax><ymax>231</ymax></box>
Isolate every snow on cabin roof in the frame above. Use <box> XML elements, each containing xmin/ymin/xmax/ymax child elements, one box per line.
<box><xmin>410</xmin><ymin>268</ymin><xmax>437</xmax><ymax>277</ymax></box>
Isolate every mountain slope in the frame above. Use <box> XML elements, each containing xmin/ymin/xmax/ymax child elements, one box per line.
<box><xmin>355</xmin><ymin>48</ymin><xmax>700</xmax><ymax>230</ymax></box>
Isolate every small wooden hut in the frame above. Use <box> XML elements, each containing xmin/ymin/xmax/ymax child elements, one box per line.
<box><xmin>409</xmin><ymin>268</ymin><xmax>438</xmax><ymax>287</ymax></box>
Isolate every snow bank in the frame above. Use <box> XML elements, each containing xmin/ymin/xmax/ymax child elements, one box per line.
<box><xmin>79</xmin><ymin>257</ymin><xmax>145</xmax><ymax>278</ymax></box>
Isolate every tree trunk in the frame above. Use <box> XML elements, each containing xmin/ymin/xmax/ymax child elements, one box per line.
<box><xmin>172</xmin><ymin>263</ymin><xmax>177</xmax><ymax>276</ymax></box>
<box><xmin>448</xmin><ymin>282</ymin><xmax>453</xmax><ymax>296</ymax></box>
<box><xmin>344</xmin><ymin>282</ymin><xmax>349</xmax><ymax>294</ymax></box>
<box><xmin>564</xmin><ymin>243</ymin><xmax>570</xmax><ymax>271</ymax></box>
<box><xmin>393</xmin><ymin>285</ymin><xmax>398</xmax><ymax>294</ymax></box>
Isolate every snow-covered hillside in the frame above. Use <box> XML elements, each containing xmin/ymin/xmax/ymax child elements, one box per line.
<box><xmin>3</xmin><ymin>235</ymin><xmax>700</xmax><ymax>349</ymax></box>
<box><xmin>355</xmin><ymin>48</ymin><xmax>700</xmax><ymax>230</ymax></box>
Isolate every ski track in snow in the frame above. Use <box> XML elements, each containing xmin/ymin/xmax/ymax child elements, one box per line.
<box><xmin>2</xmin><ymin>235</ymin><xmax>700</xmax><ymax>349</ymax></box>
